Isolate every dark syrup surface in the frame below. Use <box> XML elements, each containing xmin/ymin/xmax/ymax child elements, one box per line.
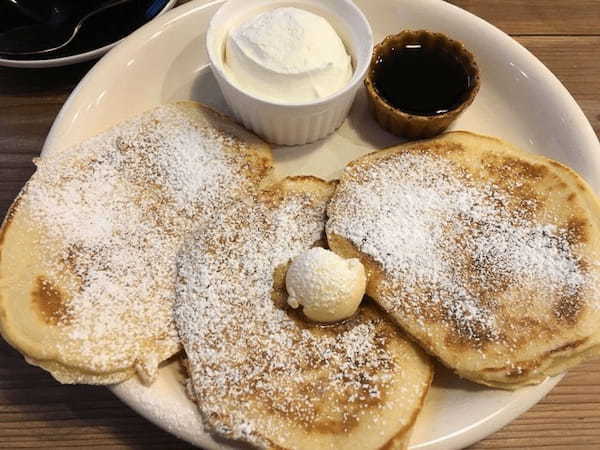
<box><xmin>372</xmin><ymin>43</ymin><xmax>472</xmax><ymax>116</ymax></box>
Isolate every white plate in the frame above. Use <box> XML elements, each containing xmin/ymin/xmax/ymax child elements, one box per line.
<box><xmin>41</xmin><ymin>0</ymin><xmax>600</xmax><ymax>448</ymax></box>
<box><xmin>0</xmin><ymin>0</ymin><xmax>177</xmax><ymax>69</ymax></box>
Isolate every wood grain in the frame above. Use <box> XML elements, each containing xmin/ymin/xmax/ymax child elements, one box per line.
<box><xmin>450</xmin><ymin>0</ymin><xmax>600</xmax><ymax>35</ymax></box>
<box><xmin>1</xmin><ymin>1</ymin><xmax>600</xmax><ymax>449</ymax></box>
<box><xmin>469</xmin><ymin>360</ymin><xmax>600</xmax><ymax>449</ymax></box>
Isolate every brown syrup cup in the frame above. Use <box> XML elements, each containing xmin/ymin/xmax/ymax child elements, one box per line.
<box><xmin>364</xmin><ymin>30</ymin><xmax>480</xmax><ymax>139</ymax></box>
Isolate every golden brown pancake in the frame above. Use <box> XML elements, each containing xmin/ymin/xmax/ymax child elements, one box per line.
<box><xmin>327</xmin><ymin>131</ymin><xmax>600</xmax><ymax>389</ymax></box>
<box><xmin>0</xmin><ymin>101</ymin><xmax>272</xmax><ymax>384</ymax></box>
<box><xmin>175</xmin><ymin>176</ymin><xmax>433</xmax><ymax>449</ymax></box>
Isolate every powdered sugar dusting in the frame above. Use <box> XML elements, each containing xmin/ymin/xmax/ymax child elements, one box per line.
<box><xmin>18</xmin><ymin>103</ymin><xmax>265</xmax><ymax>375</ymax></box>
<box><xmin>327</xmin><ymin>151</ymin><xmax>595</xmax><ymax>348</ymax></box>
<box><xmin>174</xmin><ymin>188</ymin><xmax>414</xmax><ymax>448</ymax></box>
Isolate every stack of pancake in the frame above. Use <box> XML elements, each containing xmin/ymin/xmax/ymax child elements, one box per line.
<box><xmin>0</xmin><ymin>102</ymin><xmax>272</xmax><ymax>384</ymax></box>
<box><xmin>327</xmin><ymin>132</ymin><xmax>600</xmax><ymax>389</ymax></box>
<box><xmin>175</xmin><ymin>176</ymin><xmax>431</xmax><ymax>448</ymax></box>
<box><xmin>1</xmin><ymin>102</ymin><xmax>599</xmax><ymax>449</ymax></box>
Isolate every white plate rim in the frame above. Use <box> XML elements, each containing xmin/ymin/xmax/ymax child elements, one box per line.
<box><xmin>39</xmin><ymin>0</ymin><xmax>600</xmax><ymax>449</ymax></box>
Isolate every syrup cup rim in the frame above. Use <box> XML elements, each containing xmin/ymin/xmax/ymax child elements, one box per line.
<box><xmin>365</xmin><ymin>29</ymin><xmax>481</xmax><ymax>122</ymax></box>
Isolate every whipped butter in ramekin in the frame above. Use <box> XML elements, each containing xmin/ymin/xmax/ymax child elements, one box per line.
<box><xmin>223</xmin><ymin>7</ymin><xmax>353</xmax><ymax>104</ymax></box>
<box><xmin>207</xmin><ymin>0</ymin><xmax>373</xmax><ymax>146</ymax></box>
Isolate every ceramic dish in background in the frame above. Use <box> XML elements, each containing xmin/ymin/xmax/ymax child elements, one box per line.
<box><xmin>40</xmin><ymin>0</ymin><xmax>600</xmax><ymax>449</ymax></box>
<box><xmin>0</xmin><ymin>0</ymin><xmax>177</xmax><ymax>68</ymax></box>
<box><xmin>207</xmin><ymin>0</ymin><xmax>373</xmax><ymax>145</ymax></box>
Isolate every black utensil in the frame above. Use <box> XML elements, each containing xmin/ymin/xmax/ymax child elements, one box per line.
<box><xmin>0</xmin><ymin>0</ymin><xmax>169</xmax><ymax>59</ymax></box>
<box><xmin>6</xmin><ymin>0</ymin><xmax>52</xmax><ymax>23</ymax></box>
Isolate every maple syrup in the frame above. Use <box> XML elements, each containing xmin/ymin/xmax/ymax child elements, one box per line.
<box><xmin>371</xmin><ymin>42</ymin><xmax>473</xmax><ymax>116</ymax></box>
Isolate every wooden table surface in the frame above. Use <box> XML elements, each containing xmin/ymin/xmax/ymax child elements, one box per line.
<box><xmin>1</xmin><ymin>1</ymin><xmax>599</xmax><ymax>449</ymax></box>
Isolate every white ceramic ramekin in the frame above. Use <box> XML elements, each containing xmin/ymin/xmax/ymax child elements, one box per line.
<box><xmin>206</xmin><ymin>0</ymin><xmax>373</xmax><ymax>146</ymax></box>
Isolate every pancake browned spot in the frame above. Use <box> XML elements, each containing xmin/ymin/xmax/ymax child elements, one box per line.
<box><xmin>443</xmin><ymin>310</ymin><xmax>500</xmax><ymax>350</ymax></box>
<box><xmin>0</xmin><ymin>301</ymin><xmax>6</xmax><ymax>321</ymax></box>
<box><xmin>0</xmin><ymin>195</ymin><xmax>22</xmax><ymax>250</ymax></box>
<box><xmin>0</xmin><ymin>218</ymin><xmax>11</xmax><ymax>249</ymax></box>
<box><xmin>502</xmin><ymin>157</ymin><xmax>548</xmax><ymax>180</ymax></box>
<box><xmin>31</xmin><ymin>277</ymin><xmax>71</xmax><ymax>326</ymax></box>
<box><xmin>548</xmin><ymin>338</ymin><xmax>588</xmax><ymax>355</ymax></box>
<box><xmin>508</xmin><ymin>316</ymin><xmax>555</xmax><ymax>345</ymax></box>
<box><xmin>239</xmin><ymin>309</ymin><xmax>394</xmax><ymax>433</ymax></box>
<box><xmin>0</xmin><ymin>224</ymin><xmax>10</xmax><ymax>269</ymax></box>
<box><xmin>413</xmin><ymin>141</ymin><xmax>465</xmax><ymax>157</ymax></box>
<box><xmin>566</xmin><ymin>216</ymin><xmax>588</xmax><ymax>244</ymax></box>
<box><xmin>266</xmin><ymin>370</ymin><xmax>388</xmax><ymax>434</ymax></box>
<box><xmin>553</xmin><ymin>293</ymin><xmax>583</xmax><ymax>323</ymax></box>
